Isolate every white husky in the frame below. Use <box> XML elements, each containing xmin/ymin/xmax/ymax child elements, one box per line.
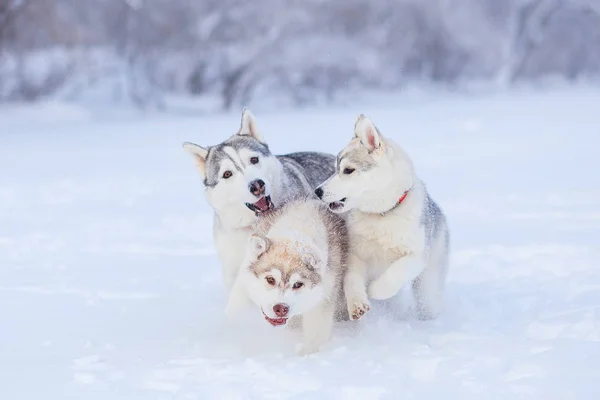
<box><xmin>226</xmin><ymin>198</ymin><xmax>349</xmax><ymax>355</ymax></box>
<box><xmin>183</xmin><ymin>110</ymin><xmax>335</xmax><ymax>292</ymax></box>
<box><xmin>315</xmin><ymin>115</ymin><xmax>450</xmax><ymax>320</ymax></box>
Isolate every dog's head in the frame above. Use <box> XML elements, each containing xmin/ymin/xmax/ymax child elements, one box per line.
<box><xmin>315</xmin><ymin>115</ymin><xmax>414</xmax><ymax>214</ymax></box>
<box><xmin>241</xmin><ymin>233</ymin><xmax>327</xmax><ymax>327</ymax></box>
<box><xmin>183</xmin><ymin>109</ymin><xmax>281</xmax><ymax>228</ymax></box>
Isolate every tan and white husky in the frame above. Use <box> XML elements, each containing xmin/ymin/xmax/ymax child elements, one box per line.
<box><xmin>225</xmin><ymin>197</ymin><xmax>349</xmax><ymax>355</ymax></box>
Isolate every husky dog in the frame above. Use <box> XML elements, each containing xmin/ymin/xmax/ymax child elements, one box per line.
<box><xmin>183</xmin><ymin>109</ymin><xmax>336</xmax><ymax>292</ymax></box>
<box><xmin>315</xmin><ymin>115</ymin><xmax>450</xmax><ymax>320</ymax></box>
<box><xmin>226</xmin><ymin>198</ymin><xmax>349</xmax><ymax>355</ymax></box>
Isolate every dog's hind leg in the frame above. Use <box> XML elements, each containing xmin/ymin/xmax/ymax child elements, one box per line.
<box><xmin>412</xmin><ymin>234</ymin><xmax>449</xmax><ymax>320</ymax></box>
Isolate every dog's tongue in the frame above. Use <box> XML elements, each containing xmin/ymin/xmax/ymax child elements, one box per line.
<box><xmin>254</xmin><ymin>196</ymin><xmax>269</xmax><ymax>211</ymax></box>
<box><xmin>265</xmin><ymin>316</ymin><xmax>287</xmax><ymax>326</ymax></box>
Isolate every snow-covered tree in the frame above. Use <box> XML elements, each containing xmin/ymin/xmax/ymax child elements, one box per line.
<box><xmin>0</xmin><ymin>0</ymin><xmax>598</xmax><ymax>107</ymax></box>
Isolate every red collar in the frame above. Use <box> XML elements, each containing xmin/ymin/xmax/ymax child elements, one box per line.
<box><xmin>397</xmin><ymin>189</ymin><xmax>410</xmax><ymax>204</ymax></box>
<box><xmin>380</xmin><ymin>186</ymin><xmax>412</xmax><ymax>216</ymax></box>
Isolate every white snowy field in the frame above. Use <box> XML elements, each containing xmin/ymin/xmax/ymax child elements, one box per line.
<box><xmin>1</xmin><ymin>87</ymin><xmax>600</xmax><ymax>399</ymax></box>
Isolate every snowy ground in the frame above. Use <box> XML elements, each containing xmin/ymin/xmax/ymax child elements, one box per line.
<box><xmin>1</xmin><ymin>87</ymin><xmax>600</xmax><ymax>399</ymax></box>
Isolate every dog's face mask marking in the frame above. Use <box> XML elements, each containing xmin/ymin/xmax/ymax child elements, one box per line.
<box><xmin>183</xmin><ymin>109</ymin><xmax>281</xmax><ymax>227</ymax></box>
<box><xmin>243</xmin><ymin>234</ymin><xmax>325</xmax><ymax>326</ymax></box>
<box><xmin>315</xmin><ymin>115</ymin><xmax>394</xmax><ymax>213</ymax></box>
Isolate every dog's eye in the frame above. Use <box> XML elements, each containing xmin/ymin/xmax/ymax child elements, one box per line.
<box><xmin>343</xmin><ymin>167</ymin><xmax>355</xmax><ymax>175</ymax></box>
<box><xmin>222</xmin><ymin>170</ymin><xmax>233</xmax><ymax>179</ymax></box>
<box><xmin>292</xmin><ymin>282</ymin><xmax>304</xmax><ymax>289</ymax></box>
<box><xmin>250</xmin><ymin>156</ymin><xmax>259</xmax><ymax>165</ymax></box>
<box><xmin>265</xmin><ymin>276</ymin><xmax>276</xmax><ymax>286</ymax></box>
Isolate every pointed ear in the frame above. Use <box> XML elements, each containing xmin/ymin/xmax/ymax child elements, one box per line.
<box><xmin>301</xmin><ymin>249</ymin><xmax>322</xmax><ymax>272</ymax></box>
<box><xmin>248</xmin><ymin>233</ymin><xmax>270</xmax><ymax>260</ymax></box>
<box><xmin>238</xmin><ymin>108</ymin><xmax>264</xmax><ymax>142</ymax></box>
<box><xmin>354</xmin><ymin>114</ymin><xmax>384</xmax><ymax>153</ymax></box>
<box><xmin>182</xmin><ymin>141</ymin><xmax>209</xmax><ymax>178</ymax></box>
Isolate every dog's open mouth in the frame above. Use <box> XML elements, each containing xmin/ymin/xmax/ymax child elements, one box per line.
<box><xmin>246</xmin><ymin>195</ymin><xmax>273</xmax><ymax>215</ymax></box>
<box><xmin>262</xmin><ymin>310</ymin><xmax>287</xmax><ymax>327</ymax></box>
<box><xmin>328</xmin><ymin>197</ymin><xmax>347</xmax><ymax>212</ymax></box>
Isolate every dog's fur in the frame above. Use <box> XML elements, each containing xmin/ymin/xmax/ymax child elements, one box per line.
<box><xmin>226</xmin><ymin>197</ymin><xmax>349</xmax><ymax>355</ymax></box>
<box><xmin>183</xmin><ymin>110</ymin><xmax>336</xmax><ymax>292</ymax></box>
<box><xmin>316</xmin><ymin>115</ymin><xmax>450</xmax><ymax>320</ymax></box>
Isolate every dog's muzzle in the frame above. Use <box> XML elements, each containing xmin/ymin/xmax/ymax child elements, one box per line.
<box><xmin>249</xmin><ymin>179</ymin><xmax>266</xmax><ymax>197</ymax></box>
<box><xmin>263</xmin><ymin>306</ymin><xmax>288</xmax><ymax>327</ymax></box>
<box><xmin>328</xmin><ymin>197</ymin><xmax>346</xmax><ymax>212</ymax></box>
<box><xmin>246</xmin><ymin>179</ymin><xmax>273</xmax><ymax>215</ymax></box>
<box><xmin>245</xmin><ymin>195</ymin><xmax>273</xmax><ymax>215</ymax></box>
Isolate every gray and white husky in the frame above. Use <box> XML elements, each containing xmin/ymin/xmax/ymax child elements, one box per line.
<box><xmin>183</xmin><ymin>109</ymin><xmax>336</xmax><ymax>292</ymax></box>
<box><xmin>315</xmin><ymin>115</ymin><xmax>450</xmax><ymax>320</ymax></box>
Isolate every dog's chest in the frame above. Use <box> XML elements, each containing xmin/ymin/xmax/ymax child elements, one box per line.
<box><xmin>349</xmin><ymin>212</ymin><xmax>423</xmax><ymax>265</ymax></box>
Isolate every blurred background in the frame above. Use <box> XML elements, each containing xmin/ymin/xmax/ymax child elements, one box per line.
<box><xmin>0</xmin><ymin>0</ymin><xmax>599</xmax><ymax>110</ymax></box>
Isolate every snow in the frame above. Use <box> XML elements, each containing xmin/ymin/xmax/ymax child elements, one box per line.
<box><xmin>1</xmin><ymin>87</ymin><xmax>600</xmax><ymax>399</ymax></box>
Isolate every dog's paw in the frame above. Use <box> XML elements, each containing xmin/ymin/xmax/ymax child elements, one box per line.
<box><xmin>368</xmin><ymin>277</ymin><xmax>401</xmax><ymax>300</ymax></box>
<box><xmin>348</xmin><ymin>299</ymin><xmax>371</xmax><ymax>320</ymax></box>
<box><xmin>295</xmin><ymin>343</ymin><xmax>321</xmax><ymax>356</ymax></box>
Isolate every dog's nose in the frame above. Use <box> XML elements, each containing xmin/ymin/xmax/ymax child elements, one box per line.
<box><xmin>272</xmin><ymin>303</ymin><xmax>289</xmax><ymax>317</ymax></box>
<box><xmin>315</xmin><ymin>187</ymin><xmax>324</xmax><ymax>199</ymax></box>
<box><xmin>249</xmin><ymin>179</ymin><xmax>266</xmax><ymax>196</ymax></box>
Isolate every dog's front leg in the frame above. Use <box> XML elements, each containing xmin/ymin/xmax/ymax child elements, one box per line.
<box><xmin>224</xmin><ymin>271</ymin><xmax>251</xmax><ymax>319</ymax></box>
<box><xmin>220</xmin><ymin>253</ymin><xmax>244</xmax><ymax>294</ymax></box>
<box><xmin>368</xmin><ymin>253</ymin><xmax>424</xmax><ymax>300</ymax></box>
<box><xmin>344</xmin><ymin>253</ymin><xmax>371</xmax><ymax>320</ymax></box>
<box><xmin>297</xmin><ymin>301</ymin><xmax>334</xmax><ymax>355</ymax></box>
<box><xmin>214</xmin><ymin>226</ymin><xmax>247</xmax><ymax>294</ymax></box>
